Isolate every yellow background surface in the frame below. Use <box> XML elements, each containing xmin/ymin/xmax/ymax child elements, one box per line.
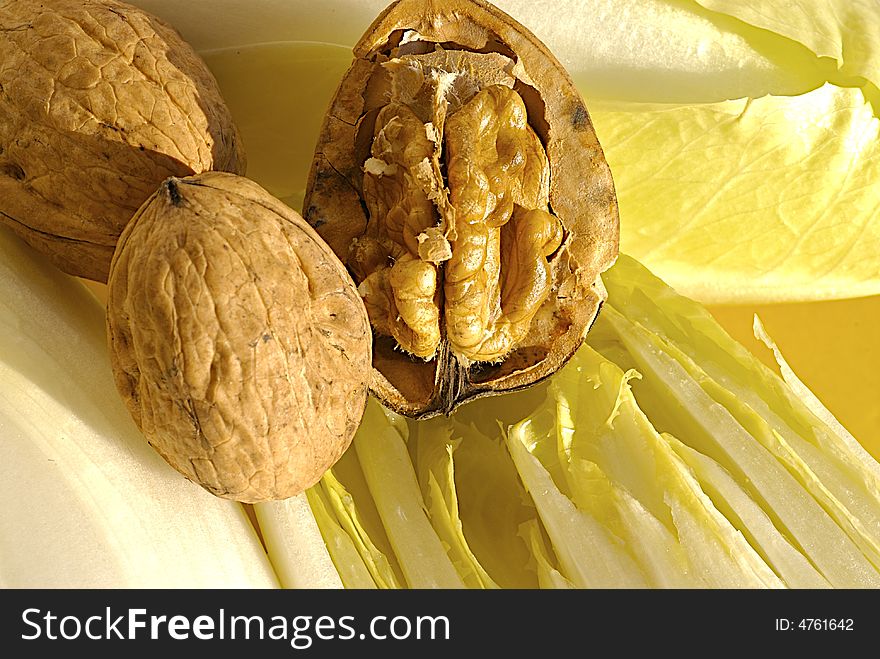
<box><xmin>709</xmin><ymin>298</ymin><xmax>879</xmax><ymax>457</ymax></box>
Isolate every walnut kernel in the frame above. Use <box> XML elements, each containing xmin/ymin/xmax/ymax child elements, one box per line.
<box><xmin>304</xmin><ymin>0</ymin><xmax>619</xmax><ymax>417</ymax></box>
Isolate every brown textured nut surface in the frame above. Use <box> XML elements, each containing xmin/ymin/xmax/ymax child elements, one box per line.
<box><xmin>304</xmin><ymin>0</ymin><xmax>619</xmax><ymax>417</ymax></box>
<box><xmin>106</xmin><ymin>172</ymin><xmax>372</xmax><ymax>503</ymax></box>
<box><xmin>0</xmin><ymin>0</ymin><xmax>245</xmax><ymax>282</ymax></box>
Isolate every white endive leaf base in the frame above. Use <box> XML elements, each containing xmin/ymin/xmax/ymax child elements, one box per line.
<box><xmin>0</xmin><ymin>228</ymin><xmax>279</xmax><ymax>588</ymax></box>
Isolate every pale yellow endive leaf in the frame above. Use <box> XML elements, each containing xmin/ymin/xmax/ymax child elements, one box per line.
<box><xmin>693</xmin><ymin>0</ymin><xmax>880</xmax><ymax>90</ymax></box>
<box><xmin>133</xmin><ymin>0</ymin><xmax>820</xmax><ymax>103</ymax></box>
<box><xmin>593</xmin><ymin>83</ymin><xmax>880</xmax><ymax>302</ymax></box>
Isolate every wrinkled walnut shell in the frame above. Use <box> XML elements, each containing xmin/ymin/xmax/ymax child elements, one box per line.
<box><xmin>106</xmin><ymin>172</ymin><xmax>372</xmax><ymax>503</ymax></box>
<box><xmin>0</xmin><ymin>0</ymin><xmax>245</xmax><ymax>282</ymax></box>
<box><xmin>304</xmin><ymin>0</ymin><xmax>619</xmax><ymax>417</ymax></box>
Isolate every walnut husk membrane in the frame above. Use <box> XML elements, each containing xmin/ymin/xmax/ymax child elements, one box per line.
<box><xmin>106</xmin><ymin>172</ymin><xmax>372</xmax><ymax>503</ymax></box>
<box><xmin>304</xmin><ymin>0</ymin><xmax>619</xmax><ymax>417</ymax></box>
<box><xmin>0</xmin><ymin>0</ymin><xmax>245</xmax><ymax>282</ymax></box>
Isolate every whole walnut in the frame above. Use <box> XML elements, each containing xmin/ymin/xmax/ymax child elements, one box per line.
<box><xmin>106</xmin><ymin>172</ymin><xmax>372</xmax><ymax>503</ymax></box>
<box><xmin>304</xmin><ymin>0</ymin><xmax>619</xmax><ymax>417</ymax></box>
<box><xmin>0</xmin><ymin>0</ymin><xmax>245</xmax><ymax>282</ymax></box>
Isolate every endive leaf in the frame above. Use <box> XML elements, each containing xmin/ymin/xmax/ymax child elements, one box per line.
<box><xmin>602</xmin><ymin>256</ymin><xmax>880</xmax><ymax>570</ymax></box>
<box><xmin>305</xmin><ymin>485</ymin><xmax>379</xmax><ymax>589</ymax></box>
<box><xmin>520</xmin><ymin>519</ymin><xmax>575</xmax><ymax>589</ymax></box>
<box><xmin>311</xmin><ymin>470</ymin><xmax>402</xmax><ymax>589</ymax></box>
<box><xmin>507</xmin><ymin>419</ymin><xmax>650</xmax><ymax>588</ymax></box>
<box><xmin>413</xmin><ymin>419</ymin><xmax>499</xmax><ymax>589</ymax></box>
<box><xmin>593</xmin><ymin>83</ymin><xmax>880</xmax><ymax>302</ymax></box>
<box><xmin>134</xmin><ymin>0</ymin><xmax>796</xmax><ymax>102</ymax></box>
<box><xmin>611</xmin><ymin>488</ymin><xmax>701</xmax><ymax>589</ymax></box>
<box><xmin>254</xmin><ymin>496</ymin><xmax>343</xmax><ymax>589</ymax></box>
<box><xmin>693</xmin><ymin>0</ymin><xmax>880</xmax><ymax>91</ymax></box>
<box><xmin>326</xmin><ymin>441</ymin><xmax>407</xmax><ymax>584</ymax></box>
<box><xmin>597</xmin><ymin>303</ymin><xmax>880</xmax><ymax>587</ymax></box>
<box><xmin>500</xmin><ymin>0</ymin><xmax>815</xmax><ymax>102</ymax></box>
<box><xmin>427</xmin><ymin>417</ymin><xmax>543</xmax><ymax>589</ymax></box>
<box><xmin>553</xmin><ymin>346</ymin><xmax>781</xmax><ymax>588</ymax></box>
<box><xmin>667</xmin><ymin>434</ymin><xmax>830</xmax><ymax>589</ymax></box>
<box><xmin>0</xmin><ymin>228</ymin><xmax>278</xmax><ymax>588</ymax></box>
<box><xmin>354</xmin><ymin>401</ymin><xmax>467</xmax><ymax>589</ymax></box>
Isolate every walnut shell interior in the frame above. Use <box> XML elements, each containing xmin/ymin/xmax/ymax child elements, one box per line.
<box><xmin>304</xmin><ymin>0</ymin><xmax>619</xmax><ymax>417</ymax></box>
